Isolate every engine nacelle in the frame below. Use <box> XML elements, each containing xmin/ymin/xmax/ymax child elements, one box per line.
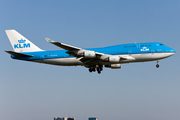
<box><xmin>102</xmin><ymin>56</ymin><xmax>120</xmax><ymax>63</ymax></box>
<box><xmin>105</xmin><ymin>64</ymin><xmax>121</xmax><ymax>69</ymax></box>
<box><xmin>77</xmin><ymin>50</ymin><xmax>96</xmax><ymax>58</ymax></box>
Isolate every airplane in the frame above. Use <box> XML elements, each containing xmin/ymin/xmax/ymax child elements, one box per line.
<box><xmin>5</xmin><ymin>29</ymin><xmax>176</xmax><ymax>74</ymax></box>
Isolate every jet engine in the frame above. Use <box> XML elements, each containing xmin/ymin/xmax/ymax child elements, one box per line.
<box><xmin>101</xmin><ymin>56</ymin><xmax>120</xmax><ymax>63</ymax></box>
<box><xmin>77</xmin><ymin>50</ymin><xmax>96</xmax><ymax>58</ymax></box>
<box><xmin>105</xmin><ymin>64</ymin><xmax>121</xmax><ymax>69</ymax></box>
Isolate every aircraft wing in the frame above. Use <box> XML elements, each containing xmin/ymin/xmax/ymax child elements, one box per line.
<box><xmin>45</xmin><ymin>38</ymin><xmax>81</xmax><ymax>51</ymax></box>
<box><xmin>45</xmin><ymin>38</ymin><xmax>104</xmax><ymax>57</ymax></box>
<box><xmin>45</xmin><ymin>38</ymin><xmax>135</xmax><ymax>66</ymax></box>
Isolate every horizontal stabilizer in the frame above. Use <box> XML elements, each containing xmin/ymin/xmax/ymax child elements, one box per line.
<box><xmin>5</xmin><ymin>51</ymin><xmax>34</xmax><ymax>57</ymax></box>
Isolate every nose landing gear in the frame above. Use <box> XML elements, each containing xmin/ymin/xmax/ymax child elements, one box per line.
<box><xmin>156</xmin><ymin>64</ymin><xmax>159</xmax><ymax>68</ymax></box>
<box><xmin>156</xmin><ymin>60</ymin><xmax>160</xmax><ymax>68</ymax></box>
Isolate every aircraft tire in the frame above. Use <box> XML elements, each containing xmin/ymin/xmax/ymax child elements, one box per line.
<box><xmin>97</xmin><ymin>68</ymin><xmax>101</xmax><ymax>74</ymax></box>
<box><xmin>156</xmin><ymin>64</ymin><xmax>159</xmax><ymax>68</ymax></box>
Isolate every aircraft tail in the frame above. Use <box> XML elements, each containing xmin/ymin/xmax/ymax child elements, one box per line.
<box><xmin>5</xmin><ymin>30</ymin><xmax>43</xmax><ymax>52</ymax></box>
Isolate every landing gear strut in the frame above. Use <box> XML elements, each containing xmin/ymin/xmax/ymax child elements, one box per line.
<box><xmin>156</xmin><ymin>60</ymin><xmax>160</xmax><ymax>68</ymax></box>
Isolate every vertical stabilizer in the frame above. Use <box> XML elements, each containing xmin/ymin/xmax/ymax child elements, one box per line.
<box><xmin>5</xmin><ymin>30</ymin><xmax>43</xmax><ymax>52</ymax></box>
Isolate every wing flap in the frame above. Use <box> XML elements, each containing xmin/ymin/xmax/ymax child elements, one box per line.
<box><xmin>80</xmin><ymin>58</ymin><xmax>99</xmax><ymax>65</ymax></box>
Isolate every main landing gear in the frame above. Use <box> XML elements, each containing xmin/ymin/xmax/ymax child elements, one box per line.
<box><xmin>156</xmin><ymin>60</ymin><xmax>160</xmax><ymax>68</ymax></box>
<box><xmin>89</xmin><ymin>65</ymin><xmax>103</xmax><ymax>74</ymax></box>
<box><xmin>97</xmin><ymin>67</ymin><xmax>103</xmax><ymax>74</ymax></box>
<box><xmin>89</xmin><ymin>67</ymin><xmax>96</xmax><ymax>72</ymax></box>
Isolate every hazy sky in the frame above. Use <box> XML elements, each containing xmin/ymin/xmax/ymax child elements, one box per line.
<box><xmin>0</xmin><ymin>0</ymin><xmax>180</xmax><ymax>120</ymax></box>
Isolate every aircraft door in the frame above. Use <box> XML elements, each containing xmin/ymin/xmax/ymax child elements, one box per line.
<box><xmin>128</xmin><ymin>50</ymin><xmax>132</xmax><ymax>55</ymax></box>
<box><xmin>151</xmin><ymin>49</ymin><xmax>155</xmax><ymax>54</ymax></box>
<box><xmin>41</xmin><ymin>55</ymin><xmax>44</xmax><ymax>62</ymax></box>
<box><xmin>136</xmin><ymin>43</ymin><xmax>140</xmax><ymax>48</ymax></box>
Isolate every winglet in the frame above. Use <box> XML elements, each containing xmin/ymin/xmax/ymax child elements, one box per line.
<box><xmin>45</xmin><ymin>37</ymin><xmax>55</xmax><ymax>43</ymax></box>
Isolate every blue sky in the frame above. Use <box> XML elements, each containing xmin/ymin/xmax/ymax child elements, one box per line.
<box><xmin>0</xmin><ymin>0</ymin><xmax>180</xmax><ymax>120</ymax></box>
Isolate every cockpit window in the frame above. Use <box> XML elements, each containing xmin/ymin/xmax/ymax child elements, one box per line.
<box><xmin>160</xmin><ymin>44</ymin><xmax>164</xmax><ymax>46</ymax></box>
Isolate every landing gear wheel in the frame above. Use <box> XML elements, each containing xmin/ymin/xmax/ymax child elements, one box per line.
<box><xmin>89</xmin><ymin>67</ymin><xmax>96</xmax><ymax>73</ymax></box>
<box><xmin>97</xmin><ymin>68</ymin><xmax>101</xmax><ymax>74</ymax></box>
<box><xmin>156</xmin><ymin>60</ymin><xmax>160</xmax><ymax>68</ymax></box>
<box><xmin>100</xmin><ymin>67</ymin><xmax>103</xmax><ymax>71</ymax></box>
<box><xmin>89</xmin><ymin>68</ymin><xmax>92</xmax><ymax>72</ymax></box>
<box><xmin>156</xmin><ymin>64</ymin><xmax>159</xmax><ymax>68</ymax></box>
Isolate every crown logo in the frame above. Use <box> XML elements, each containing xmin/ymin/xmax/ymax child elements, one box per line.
<box><xmin>18</xmin><ymin>39</ymin><xmax>26</xmax><ymax>43</ymax></box>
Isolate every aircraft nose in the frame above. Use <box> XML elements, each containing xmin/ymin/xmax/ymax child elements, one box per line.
<box><xmin>169</xmin><ymin>48</ymin><xmax>176</xmax><ymax>53</ymax></box>
<box><xmin>172</xmin><ymin>49</ymin><xmax>176</xmax><ymax>53</ymax></box>
<box><xmin>169</xmin><ymin>48</ymin><xmax>176</xmax><ymax>56</ymax></box>
<box><xmin>164</xmin><ymin>48</ymin><xmax>176</xmax><ymax>58</ymax></box>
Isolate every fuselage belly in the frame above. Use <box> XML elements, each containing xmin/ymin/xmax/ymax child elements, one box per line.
<box><xmin>29</xmin><ymin>52</ymin><xmax>175</xmax><ymax>66</ymax></box>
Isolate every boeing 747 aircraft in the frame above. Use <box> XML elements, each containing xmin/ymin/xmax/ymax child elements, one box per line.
<box><xmin>5</xmin><ymin>30</ymin><xmax>175</xmax><ymax>74</ymax></box>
